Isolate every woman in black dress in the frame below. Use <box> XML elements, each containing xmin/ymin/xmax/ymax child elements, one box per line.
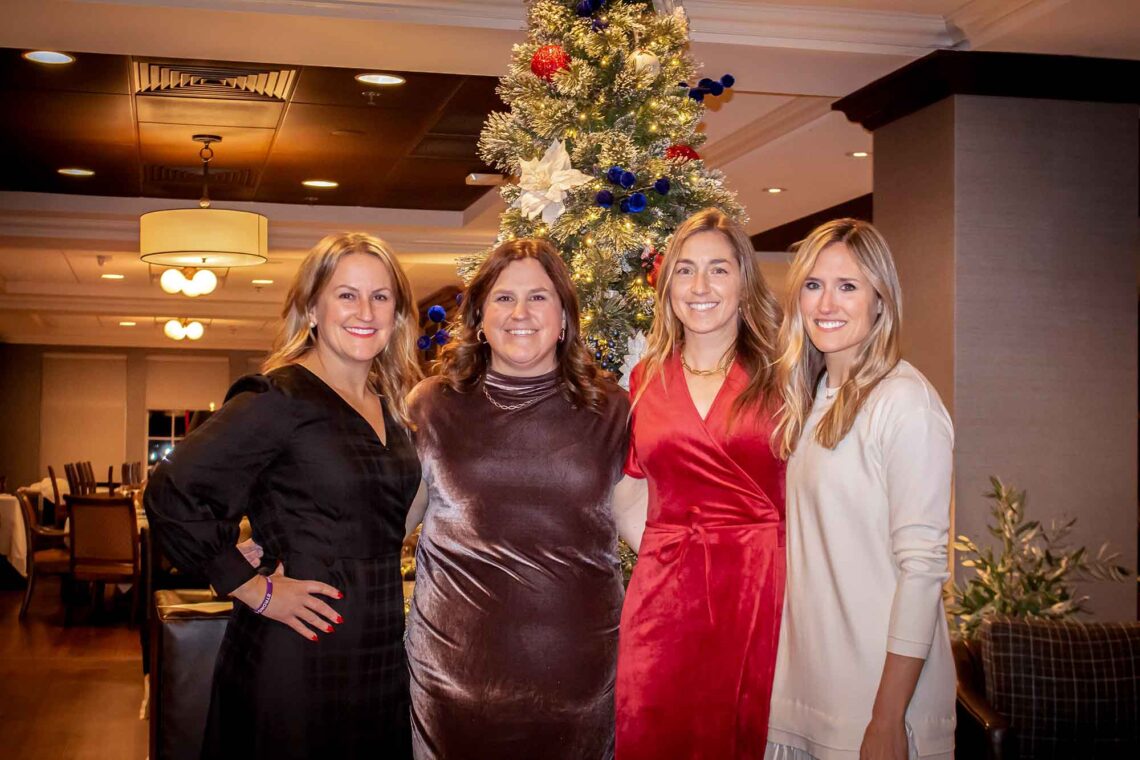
<box><xmin>404</xmin><ymin>239</ymin><xmax>633</xmax><ymax>759</ymax></box>
<box><xmin>145</xmin><ymin>232</ymin><xmax>423</xmax><ymax>759</ymax></box>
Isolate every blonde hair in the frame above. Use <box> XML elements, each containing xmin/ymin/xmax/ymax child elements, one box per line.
<box><xmin>262</xmin><ymin>232</ymin><xmax>422</xmax><ymax>427</ymax></box>
<box><xmin>772</xmin><ymin>218</ymin><xmax>902</xmax><ymax>459</ymax></box>
<box><xmin>635</xmin><ymin>207</ymin><xmax>781</xmax><ymax>416</ymax></box>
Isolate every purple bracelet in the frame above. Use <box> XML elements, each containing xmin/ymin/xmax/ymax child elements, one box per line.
<box><xmin>253</xmin><ymin>576</ymin><xmax>273</xmax><ymax>615</ymax></box>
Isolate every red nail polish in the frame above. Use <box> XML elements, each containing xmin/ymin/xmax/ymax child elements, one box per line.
<box><xmin>326</xmin><ymin>625</ymin><xmax>334</xmax><ymax>633</ymax></box>
<box><xmin>337</xmin><ymin>592</ymin><xmax>344</xmax><ymax>599</ymax></box>
<box><xmin>336</xmin><ymin>615</ymin><xmax>344</xmax><ymax>624</ymax></box>
<box><xmin>310</xmin><ymin>635</ymin><xmax>318</xmax><ymax>642</ymax></box>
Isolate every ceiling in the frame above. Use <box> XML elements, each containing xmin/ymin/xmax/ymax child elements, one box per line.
<box><xmin>1</xmin><ymin>49</ymin><xmax>501</xmax><ymax>209</ymax></box>
<box><xmin>1</xmin><ymin>0</ymin><xmax>1138</xmax><ymax>351</ymax></box>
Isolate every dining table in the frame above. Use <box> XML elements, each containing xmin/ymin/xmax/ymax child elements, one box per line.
<box><xmin>0</xmin><ymin>493</ymin><xmax>28</xmax><ymax>577</ymax></box>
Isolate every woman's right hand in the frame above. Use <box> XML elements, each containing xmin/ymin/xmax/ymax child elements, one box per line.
<box><xmin>230</xmin><ymin>562</ymin><xmax>343</xmax><ymax>641</ymax></box>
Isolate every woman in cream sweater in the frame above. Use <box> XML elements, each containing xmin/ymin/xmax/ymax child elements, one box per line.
<box><xmin>766</xmin><ymin>219</ymin><xmax>955</xmax><ymax>760</ymax></box>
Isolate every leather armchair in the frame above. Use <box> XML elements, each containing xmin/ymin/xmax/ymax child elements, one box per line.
<box><xmin>952</xmin><ymin>637</ymin><xmax>1014</xmax><ymax>760</ymax></box>
<box><xmin>149</xmin><ymin>589</ymin><xmax>232</xmax><ymax>760</ymax></box>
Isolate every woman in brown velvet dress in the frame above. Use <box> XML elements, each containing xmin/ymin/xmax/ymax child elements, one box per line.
<box><xmin>404</xmin><ymin>239</ymin><xmax>630</xmax><ymax>759</ymax></box>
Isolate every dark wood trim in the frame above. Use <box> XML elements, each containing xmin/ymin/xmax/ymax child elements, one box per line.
<box><xmin>834</xmin><ymin>50</ymin><xmax>1140</xmax><ymax>131</ymax></box>
<box><xmin>751</xmin><ymin>194</ymin><xmax>873</xmax><ymax>253</ymax></box>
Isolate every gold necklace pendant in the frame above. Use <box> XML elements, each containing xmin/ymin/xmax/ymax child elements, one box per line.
<box><xmin>681</xmin><ymin>349</ymin><xmax>736</xmax><ymax>376</ymax></box>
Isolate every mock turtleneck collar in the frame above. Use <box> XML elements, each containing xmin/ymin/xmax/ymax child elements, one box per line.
<box><xmin>483</xmin><ymin>367</ymin><xmax>562</xmax><ymax>405</ymax></box>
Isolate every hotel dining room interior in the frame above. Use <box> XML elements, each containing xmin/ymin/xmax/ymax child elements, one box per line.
<box><xmin>0</xmin><ymin>1</ymin><xmax>1138</xmax><ymax>758</ymax></box>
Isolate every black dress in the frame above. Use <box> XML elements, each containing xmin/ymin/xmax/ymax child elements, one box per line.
<box><xmin>145</xmin><ymin>364</ymin><xmax>420</xmax><ymax>760</ymax></box>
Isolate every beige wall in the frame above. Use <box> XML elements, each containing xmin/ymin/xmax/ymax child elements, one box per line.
<box><xmin>0</xmin><ymin>343</ymin><xmax>265</xmax><ymax>490</ymax></box>
<box><xmin>876</xmin><ymin>95</ymin><xmax>1139</xmax><ymax>620</ymax></box>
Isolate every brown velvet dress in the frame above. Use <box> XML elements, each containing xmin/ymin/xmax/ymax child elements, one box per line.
<box><xmin>405</xmin><ymin>369</ymin><xmax>629</xmax><ymax>760</ymax></box>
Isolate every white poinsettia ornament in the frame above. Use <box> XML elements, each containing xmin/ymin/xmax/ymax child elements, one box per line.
<box><xmin>512</xmin><ymin>139</ymin><xmax>593</xmax><ymax>224</ymax></box>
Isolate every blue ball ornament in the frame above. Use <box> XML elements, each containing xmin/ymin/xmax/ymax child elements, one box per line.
<box><xmin>416</xmin><ymin>336</ymin><xmax>431</xmax><ymax>351</ymax></box>
<box><xmin>707</xmin><ymin>81</ymin><xmax>724</xmax><ymax>96</ymax></box>
<box><xmin>653</xmin><ymin>177</ymin><xmax>670</xmax><ymax>195</ymax></box>
<box><xmin>720</xmin><ymin>74</ymin><xmax>735</xmax><ymax>88</ymax></box>
<box><xmin>427</xmin><ymin>304</ymin><xmax>446</xmax><ymax>323</ymax></box>
<box><xmin>619</xmin><ymin>170</ymin><xmax>636</xmax><ymax>189</ymax></box>
<box><xmin>627</xmin><ymin>192</ymin><xmax>647</xmax><ymax>213</ymax></box>
<box><xmin>688</xmin><ymin>88</ymin><xmax>705</xmax><ymax>102</ymax></box>
<box><xmin>433</xmin><ymin>330</ymin><xmax>450</xmax><ymax>346</ymax></box>
<box><xmin>698</xmin><ymin>78</ymin><xmax>716</xmax><ymax>89</ymax></box>
<box><xmin>576</xmin><ymin>0</ymin><xmax>593</xmax><ymax>17</ymax></box>
<box><xmin>606</xmin><ymin>166</ymin><xmax>624</xmax><ymax>184</ymax></box>
<box><xmin>455</xmin><ymin>292</ymin><xmax>463</xmax><ymax>305</ymax></box>
<box><xmin>619</xmin><ymin>197</ymin><xmax>631</xmax><ymax>213</ymax></box>
<box><xmin>596</xmin><ymin>189</ymin><xmax>614</xmax><ymax>208</ymax></box>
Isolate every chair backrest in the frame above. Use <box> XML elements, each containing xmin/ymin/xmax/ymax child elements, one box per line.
<box><xmin>132</xmin><ymin>461</ymin><xmax>143</xmax><ymax>486</ymax></box>
<box><xmin>63</xmin><ymin>463</ymin><xmax>80</xmax><ymax>495</ymax></box>
<box><xmin>66</xmin><ymin>495</ymin><xmax>138</xmax><ymax>567</ymax></box>
<box><xmin>79</xmin><ymin>462</ymin><xmax>97</xmax><ymax>493</ymax></box>
<box><xmin>46</xmin><ymin>465</ymin><xmax>63</xmax><ymax>505</ymax></box>
<box><xmin>15</xmin><ymin>488</ymin><xmax>39</xmax><ymax>549</ymax></box>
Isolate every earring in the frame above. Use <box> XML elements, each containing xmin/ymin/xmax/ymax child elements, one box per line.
<box><xmin>558</xmin><ymin>325</ymin><xmax>566</xmax><ymax>343</ymax></box>
<box><xmin>476</xmin><ymin>328</ymin><xmax>487</xmax><ymax>343</ymax></box>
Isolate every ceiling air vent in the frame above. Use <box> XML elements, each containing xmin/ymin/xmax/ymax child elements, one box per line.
<box><xmin>144</xmin><ymin>165</ymin><xmax>254</xmax><ymax>187</ymax></box>
<box><xmin>133</xmin><ymin>61</ymin><xmax>298</xmax><ymax>101</ymax></box>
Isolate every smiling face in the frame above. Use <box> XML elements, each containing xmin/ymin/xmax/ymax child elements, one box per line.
<box><xmin>667</xmin><ymin>230</ymin><xmax>742</xmax><ymax>345</ymax></box>
<box><xmin>308</xmin><ymin>252</ymin><xmax>396</xmax><ymax>370</ymax></box>
<box><xmin>481</xmin><ymin>257</ymin><xmax>564</xmax><ymax>377</ymax></box>
<box><xmin>799</xmin><ymin>241</ymin><xmax>880</xmax><ymax>382</ymax></box>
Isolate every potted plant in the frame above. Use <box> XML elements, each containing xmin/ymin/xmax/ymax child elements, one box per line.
<box><xmin>946</xmin><ymin>476</ymin><xmax>1131</xmax><ymax>637</ymax></box>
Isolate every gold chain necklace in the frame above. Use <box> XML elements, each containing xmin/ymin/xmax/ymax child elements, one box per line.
<box><xmin>681</xmin><ymin>348</ymin><xmax>736</xmax><ymax>376</ymax></box>
<box><xmin>482</xmin><ymin>383</ymin><xmax>551</xmax><ymax>412</ymax></box>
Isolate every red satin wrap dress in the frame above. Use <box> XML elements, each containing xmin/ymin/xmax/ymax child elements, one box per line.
<box><xmin>617</xmin><ymin>353</ymin><xmax>787</xmax><ymax>759</ymax></box>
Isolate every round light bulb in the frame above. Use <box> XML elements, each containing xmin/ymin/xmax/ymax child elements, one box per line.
<box><xmin>164</xmin><ymin>319</ymin><xmax>186</xmax><ymax>340</ymax></box>
<box><xmin>190</xmin><ymin>269</ymin><xmax>217</xmax><ymax>295</ymax></box>
<box><xmin>184</xmin><ymin>321</ymin><xmax>205</xmax><ymax>340</ymax></box>
<box><xmin>160</xmin><ymin>268</ymin><xmax>185</xmax><ymax>294</ymax></box>
<box><xmin>181</xmin><ymin>279</ymin><xmax>201</xmax><ymax>297</ymax></box>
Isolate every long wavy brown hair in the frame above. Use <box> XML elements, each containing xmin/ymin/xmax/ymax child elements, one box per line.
<box><xmin>262</xmin><ymin>232</ymin><xmax>422</xmax><ymax>427</ymax></box>
<box><xmin>635</xmin><ymin>208</ymin><xmax>782</xmax><ymax>418</ymax></box>
<box><xmin>437</xmin><ymin>238</ymin><xmax>610</xmax><ymax>412</ymax></box>
<box><xmin>771</xmin><ymin>218</ymin><xmax>902</xmax><ymax>459</ymax></box>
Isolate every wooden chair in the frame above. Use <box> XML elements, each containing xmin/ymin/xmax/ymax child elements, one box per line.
<box><xmin>65</xmin><ymin>494</ymin><xmax>139</xmax><ymax>625</ymax></box>
<box><xmin>15</xmin><ymin>488</ymin><xmax>69</xmax><ymax>620</ymax></box>
<box><xmin>122</xmin><ymin>461</ymin><xmax>144</xmax><ymax>489</ymax></box>
<box><xmin>63</xmin><ymin>462</ymin><xmax>81</xmax><ymax>495</ymax></box>
<box><xmin>46</xmin><ymin>465</ymin><xmax>66</xmax><ymax>527</ymax></box>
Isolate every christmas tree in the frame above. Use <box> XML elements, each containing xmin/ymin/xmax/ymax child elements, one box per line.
<box><xmin>477</xmin><ymin>0</ymin><xmax>745</xmax><ymax>375</ymax></box>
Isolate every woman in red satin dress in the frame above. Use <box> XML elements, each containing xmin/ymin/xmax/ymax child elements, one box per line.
<box><xmin>614</xmin><ymin>208</ymin><xmax>786</xmax><ymax>759</ymax></box>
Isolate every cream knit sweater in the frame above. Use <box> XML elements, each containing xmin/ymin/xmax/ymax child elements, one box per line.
<box><xmin>767</xmin><ymin>361</ymin><xmax>956</xmax><ymax>759</ymax></box>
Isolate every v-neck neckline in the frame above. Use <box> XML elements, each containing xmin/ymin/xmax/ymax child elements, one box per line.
<box><xmin>291</xmin><ymin>363</ymin><xmax>390</xmax><ymax>448</ymax></box>
<box><xmin>674</xmin><ymin>351</ymin><xmax>737</xmax><ymax>424</ymax></box>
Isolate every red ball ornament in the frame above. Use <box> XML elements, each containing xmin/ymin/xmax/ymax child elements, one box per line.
<box><xmin>531</xmin><ymin>44</ymin><xmax>571</xmax><ymax>82</ymax></box>
<box><xmin>665</xmin><ymin>144</ymin><xmax>701</xmax><ymax>162</ymax></box>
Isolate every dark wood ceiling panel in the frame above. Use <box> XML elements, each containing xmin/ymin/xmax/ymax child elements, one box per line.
<box><xmin>2</xmin><ymin>91</ymin><xmax>135</xmax><ymax>148</ymax></box>
<box><xmin>136</xmin><ymin>95</ymin><xmax>285</xmax><ymax>129</ymax></box>
<box><xmin>291</xmin><ymin>67</ymin><xmax>463</xmax><ymax>110</ymax></box>
<box><xmin>0</xmin><ymin>49</ymin><xmax>129</xmax><ymax>95</ymax></box>
<box><xmin>0</xmin><ymin>47</ymin><xmax>502</xmax><ymax>211</ymax></box>
<box><xmin>376</xmin><ymin>158</ymin><xmax>491</xmax><ymax>211</ymax></box>
<box><xmin>430</xmin><ymin>77</ymin><xmax>505</xmax><ymax>136</ymax></box>
<box><xmin>7</xmin><ymin>141</ymin><xmax>140</xmax><ymax>197</ymax></box>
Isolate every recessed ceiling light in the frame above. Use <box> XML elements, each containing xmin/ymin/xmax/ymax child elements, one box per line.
<box><xmin>302</xmin><ymin>179</ymin><xmax>338</xmax><ymax>189</ymax></box>
<box><xmin>763</xmin><ymin>187</ymin><xmax>785</xmax><ymax>194</ymax></box>
<box><xmin>24</xmin><ymin>50</ymin><xmax>75</xmax><ymax>65</ymax></box>
<box><xmin>58</xmin><ymin>167</ymin><xmax>95</xmax><ymax>177</ymax></box>
<box><xmin>331</xmin><ymin>129</ymin><xmax>365</xmax><ymax>137</ymax></box>
<box><xmin>355</xmin><ymin>73</ymin><xmax>405</xmax><ymax>86</ymax></box>
<box><xmin>251</xmin><ymin>279</ymin><xmax>274</xmax><ymax>285</ymax></box>
<box><xmin>101</xmin><ymin>273</ymin><xmax>125</xmax><ymax>280</ymax></box>
<box><xmin>119</xmin><ymin>321</ymin><xmax>137</xmax><ymax>327</ymax></box>
<box><xmin>847</xmin><ymin>151</ymin><xmax>871</xmax><ymax>159</ymax></box>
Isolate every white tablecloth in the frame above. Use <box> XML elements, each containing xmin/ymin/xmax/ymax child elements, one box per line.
<box><xmin>24</xmin><ymin>477</ymin><xmax>69</xmax><ymax>504</ymax></box>
<box><xmin>0</xmin><ymin>494</ymin><xmax>27</xmax><ymax>577</ymax></box>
